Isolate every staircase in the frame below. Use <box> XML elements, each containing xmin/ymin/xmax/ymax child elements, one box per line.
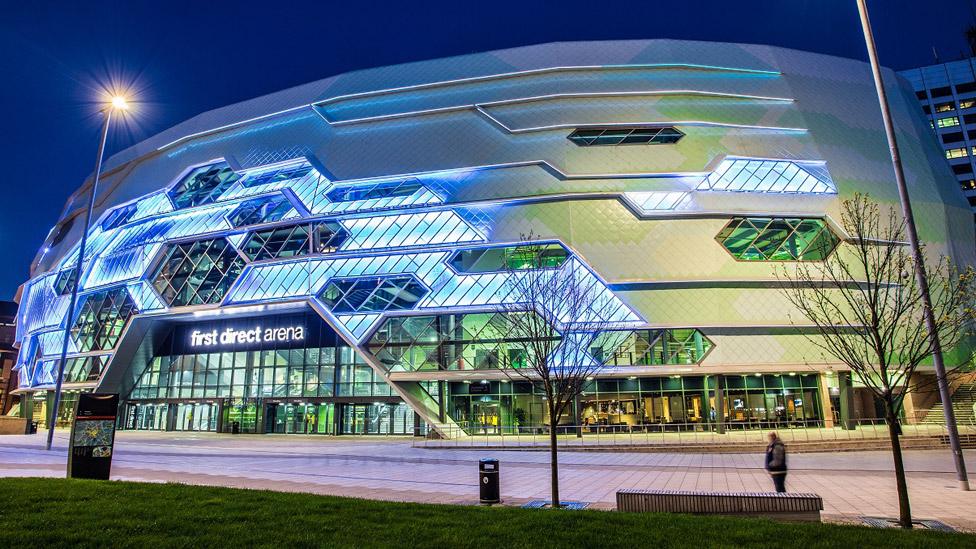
<box><xmin>920</xmin><ymin>382</ymin><xmax>976</xmax><ymax>427</ymax></box>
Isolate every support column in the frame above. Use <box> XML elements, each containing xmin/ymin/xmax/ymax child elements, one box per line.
<box><xmin>818</xmin><ymin>373</ymin><xmax>835</xmax><ymax>428</ymax></box>
<box><xmin>714</xmin><ymin>374</ymin><xmax>725</xmax><ymax>434</ymax></box>
<box><xmin>701</xmin><ymin>376</ymin><xmax>712</xmax><ymax>428</ymax></box>
<box><xmin>838</xmin><ymin>371</ymin><xmax>856</xmax><ymax>430</ymax></box>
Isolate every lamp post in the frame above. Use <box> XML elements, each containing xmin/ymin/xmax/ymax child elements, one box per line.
<box><xmin>854</xmin><ymin>0</ymin><xmax>970</xmax><ymax>490</ymax></box>
<box><xmin>46</xmin><ymin>95</ymin><xmax>128</xmax><ymax>451</ymax></box>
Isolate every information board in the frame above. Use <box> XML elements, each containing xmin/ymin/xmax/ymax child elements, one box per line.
<box><xmin>67</xmin><ymin>393</ymin><xmax>119</xmax><ymax>480</ymax></box>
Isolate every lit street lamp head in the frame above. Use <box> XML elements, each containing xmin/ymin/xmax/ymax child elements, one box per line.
<box><xmin>111</xmin><ymin>96</ymin><xmax>129</xmax><ymax>110</ymax></box>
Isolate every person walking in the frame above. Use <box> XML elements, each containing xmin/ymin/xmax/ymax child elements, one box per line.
<box><xmin>765</xmin><ymin>431</ymin><xmax>788</xmax><ymax>492</ymax></box>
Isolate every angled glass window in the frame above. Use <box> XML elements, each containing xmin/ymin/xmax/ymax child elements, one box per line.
<box><xmin>151</xmin><ymin>238</ymin><xmax>246</xmax><ymax>307</ymax></box>
<box><xmin>320</xmin><ymin>275</ymin><xmax>428</xmax><ymax>313</ymax></box>
<box><xmin>168</xmin><ymin>162</ymin><xmax>241</xmax><ymax>209</ymax></box>
<box><xmin>448</xmin><ymin>244</ymin><xmax>569</xmax><ymax>273</ymax></box>
<box><xmin>101</xmin><ymin>203</ymin><xmax>138</xmax><ymax>231</ymax></box>
<box><xmin>53</xmin><ymin>269</ymin><xmax>78</xmax><ymax>296</ymax></box>
<box><xmin>366</xmin><ymin>312</ymin><xmax>556</xmax><ymax>372</ymax></box>
<box><xmin>326</xmin><ymin>179</ymin><xmax>423</xmax><ymax>202</ymax></box>
<box><xmin>240</xmin><ymin>221</ymin><xmax>348</xmax><ymax>261</ymax></box>
<box><xmin>715</xmin><ymin>217</ymin><xmax>840</xmax><ymax>261</ymax></box>
<box><xmin>568</xmin><ymin>126</ymin><xmax>683</xmax><ymax>146</ymax></box>
<box><xmin>71</xmin><ymin>287</ymin><xmax>138</xmax><ymax>352</ymax></box>
<box><xmin>699</xmin><ymin>158</ymin><xmax>836</xmax><ymax>194</ymax></box>
<box><xmin>227</xmin><ymin>194</ymin><xmax>298</xmax><ymax>227</ymax></box>
<box><xmin>590</xmin><ymin>329</ymin><xmax>713</xmax><ymax>366</ymax></box>
<box><xmin>62</xmin><ymin>355</ymin><xmax>109</xmax><ymax>383</ymax></box>
<box><xmin>48</xmin><ymin>217</ymin><xmax>75</xmax><ymax>247</ymax></box>
<box><xmin>240</xmin><ymin>164</ymin><xmax>313</xmax><ymax>188</ymax></box>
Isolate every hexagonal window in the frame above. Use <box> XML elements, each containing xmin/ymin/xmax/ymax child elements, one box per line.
<box><xmin>101</xmin><ymin>203</ymin><xmax>138</xmax><ymax>231</ymax></box>
<box><xmin>228</xmin><ymin>193</ymin><xmax>298</xmax><ymax>228</ymax></box>
<box><xmin>320</xmin><ymin>275</ymin><xmax>428</xmax><ymax>314</ymax></box>
<box><xmin>71</xmin><ymin>287</ymin><xmax>138</xmax><ymax>352</ymax></box>
<box><xmin>152</xmin><ymin>238</ymin><xmax>246</xmax><ymax>306</ymax></box>
<box><xmin>241</xmin><ymin>221</ymin><xmax>348</xmax><ymax>261</ymax></box>
<box><xmin>715</xmin><ymin>217</ymin><xmax>840</xmax><ymax>261</ymax></box>
<box><xmin>168</xmin><ymin>162</ymin><xmax>241</xmax><ymax>209</ymax></box>
<box><xmin>590</xmin><ymin>328</ymin><xmax>713</xmax><ymax>366</ymax></box>
<box><xmin>53</xmin><ymin>268</ymin><xmax>78</xmax><ymax>296</ymax></box>
<box><xmin>448</xmin><ymin>243</ymin><xmax>569</xmax><ymax>273</ymax></box>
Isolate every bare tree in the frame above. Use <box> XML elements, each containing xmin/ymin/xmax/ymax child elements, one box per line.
<box><xmin>498</xmin><ymin>237</ymin><xmax>623</xmax><ymax>508</ymax></box>
<box><xmin>779</xmin><ymin>193</ymin><xmax>975</xmax><ymax>528</ymax></box>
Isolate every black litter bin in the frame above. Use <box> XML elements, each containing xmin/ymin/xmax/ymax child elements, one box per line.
<box><xmin>232</xmin><ymin>421</ymin><xmax>240</xmax><ymax>434</ymax></box>
<box><xmin>28</xmin><ymin>421</ymin><xmax>38</xmax><ymax>434</ymax></box>
<box><xmin>479</xmin><ymin>458</ymin><xmax>500</xmax><ymax>504</ymax></box>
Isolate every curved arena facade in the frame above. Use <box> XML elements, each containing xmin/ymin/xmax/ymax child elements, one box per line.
<box><xmin>13</xmin><ymin>40</ymin><xmax>974</xmax><ymax>437</ymax></box>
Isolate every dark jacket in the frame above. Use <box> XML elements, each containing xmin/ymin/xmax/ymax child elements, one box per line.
<box><xmin>765</xmin><ymin>439</ymin><xmax>787</xmax><ymax>474</ymax></box>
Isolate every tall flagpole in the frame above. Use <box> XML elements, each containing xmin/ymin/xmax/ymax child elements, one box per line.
<box><xmin>855</xmin><ymin>0</ymin><xmax>970</xmax><ymax>490</ymax></box>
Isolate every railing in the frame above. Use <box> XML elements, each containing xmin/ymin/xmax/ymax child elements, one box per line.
<box><xmin>415</xmin><ymin>418</ymin><xmax>976</xmax><ymax>448</ymax></box>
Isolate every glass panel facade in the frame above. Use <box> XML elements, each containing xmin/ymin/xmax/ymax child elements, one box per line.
<box><xmin>240</xmin><ymin>165</ymin><xmax>312</xmax><ymax>188</ymax></box>
<box><xmin>448</xmin><ymin>244</ymin><xmax>569</xmax><ymax>273</ymax></box>
<box><xmin>70</xmin><ymin>287</ymin><xmax>138</xmax><ymax>352</ymax></box>
<box><xmin>715</xmin><ymin>217</ymin><xmax>840</xmax><ymax>261</ymax></box>
<box><xmin>168</xmin><ymin>162</ymin><xmax>241</xmax><ymax>209</ymax></box>
<box><xmin>101</xmin><ymin>203</ymin><xmax>138</xmax><ymax>231</ymax></box>
<box><xmin>568</xmin><ymin>126</ymin><xmax>684</xmax><ymax>146</ymax></box>
<box><xmin>320</xmin><ymin>275</ymin><xmax>428</xmax><ymax>313</ymax></box>
<box><xmin>53</xmin><ymin>268</ymin><xmax>78</xmax><ymax>296</ymax></box>
<box><xmin>591</xmin><ymin>329</ymin><xmax>713</xmax><ymax>366</ymax></box>
<box><xmin>240</xmin><ymin>221</ymin><xmax>348</xmax><ymax>261</ymax></box>
<box><xmin>447</xmin><ymin>374</ymin><xmax>822</xmax><ymax>435</ymax></box>
<box><xmin>367</xmin><ymin>312</ymin><xmax>552</xmax><ymax>372</ymax></box>
<box><xmin>152</xmin><ymin>238</ymin><xmax>246</xmax><ymax>306</ymax></box>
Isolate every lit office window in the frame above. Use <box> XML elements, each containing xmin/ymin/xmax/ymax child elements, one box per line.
<box><xmin>320</xmin><ymin>275</ymin><xmax>428</xmax><ymax>313</ymax></box>
<box><xmin>937</xmin><ymin>116</ymin><xmax>961</xmax><ymax>128</ymax></box>
<box><xmin>715</xmin><ymin>217</ymin><xmax>840</xmax><ymax>261</ymax></box>
<box><xmin>946</xmin><ymin>147</ymin><xmax>969</xmax><ymax>159</ymax></box>
<box><xmin>935</xmin><ymin>102</ymin><xmax>955</xmax><ymax>113</ymax></box>
<box><xmin>960</xmin><ymin>179</ymin><xmax>976</xmax><ymax>191</ymax></box>
<box><xmin>960</xmin><ymin>99</ymin><xmax>976</xmax><ymax>110</ymax></box>
<box><xmin>568</xmin><ymin>126</ymin><xmax>684</xmax><ymax>146</ymax></box>
<box><xmin>168</xmin><ymin>162</ymin><xmax>241</xmax><ymax>209</ymax></box>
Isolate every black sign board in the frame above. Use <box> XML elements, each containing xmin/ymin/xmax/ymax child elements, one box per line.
<box><xmin>67</xmin><ymin>393</ymin><xmax>119</xmax><ymax>480</ymax></box>
<box><xmin>469</xmin><ymin>383</ymin><xmax>492</xmax><ymax>395</ymax></box>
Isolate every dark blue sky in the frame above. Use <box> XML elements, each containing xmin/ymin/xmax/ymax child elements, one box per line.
<box><xmin>0</xmin><ymin>0</ymin><xmax>973</xmax><ymax>300</ymax></box>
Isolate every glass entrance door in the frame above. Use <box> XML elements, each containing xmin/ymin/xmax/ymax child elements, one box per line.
<box><xmin>174</xmin><ymin>403</ymin><xmax>217</xmax><ymax>431</ymax></box>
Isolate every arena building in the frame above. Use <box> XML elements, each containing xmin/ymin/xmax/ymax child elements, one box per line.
<box><xmin>12</xmin><ymin>40</ymin><xmax>974</xmax><ymax>437</ymax></box>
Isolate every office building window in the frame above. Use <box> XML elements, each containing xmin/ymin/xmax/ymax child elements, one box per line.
<box><xmin>937</xmin><ymin>116</ymin><xmax>961</xmax><ymax>128</ymax></box>
<box><xmin>931</xmin><ymin>85</ymin><xmax>953</xmax><ymax>98</ymax></box>
<box><xmin>915</xmin><ymin>90</ymin><xmax>928</xmax><ymax>100</ymax></box>
<box><xmin>953</xmin><ymin>164</ymin><xmax>974</xmax><ymax>175</ymax></box>
<box><xmin>922</xmin><ymin>105</ymin><xmax>932</xmax><ymax>115</ymax></box>
<box><xmin>956</xmin><ymin>82</ymin><xmax>976</xmax><ymax>94</ymax></box>
<box><xmin>960</xmin><ymin>179</ymin><xmax>976</xmax><ymax>191</ymax></box>
<box><xmin>946</xmin><ymin>147</ymin><xmax>969</xmax><ymax>159</ymax></box>
<box><xmin>942</xmin><ymin>131</ymin><xmax>964</xmax><ymax>144</ymax></box>
<box><xmin>960</xmin><ymin>99</ymin><xmax>976</xmax><ymax>110</ymax></box>
<box><xmin>935</xmin><ymin>102</ymin><xmax>955</xmax><ymax>113</ymax></box>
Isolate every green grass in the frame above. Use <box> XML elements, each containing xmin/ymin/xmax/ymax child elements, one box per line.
<box><xmin>0</xmin><ymin>478</ymin><xmax>972</xmax><ymax>548</ymax></box>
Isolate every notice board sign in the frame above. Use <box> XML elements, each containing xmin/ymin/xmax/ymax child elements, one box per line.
<box><xmin>67</xmin><ymin>393</ymin><xmax>119</xmax><ymax>480</ymax></box>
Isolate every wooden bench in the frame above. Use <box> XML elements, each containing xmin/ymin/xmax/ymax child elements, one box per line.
<box><xmin>616</xmin><ymin>489</ymin><xmax>823</xmax><ymax>522</ymax></box>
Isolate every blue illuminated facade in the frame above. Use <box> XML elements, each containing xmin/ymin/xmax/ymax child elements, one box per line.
<box><xmin>13</xmin><ymin>40</ymin><xmax>973</xmax><ymax>436</ymax></box>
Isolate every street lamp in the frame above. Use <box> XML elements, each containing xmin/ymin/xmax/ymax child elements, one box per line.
<box><xmin>46</xmin><ymin>94</ymin><xmax>129</xmax><ymax>451</ymax></box>
<box><xmin>854</xmin><ymin>0</ymin><xmax>970</xmax><ymax>490</ymax></box>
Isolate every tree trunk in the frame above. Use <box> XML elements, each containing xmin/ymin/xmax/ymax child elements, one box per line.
<box><xmin>886</xmin><ymin>405</ymin><xmax>913</xmax><ymax>528</ymax></box>
<box><xmin>549</xmin><ymin>403</ymin><xmax>560</xmax><ymax>509</ymax></box>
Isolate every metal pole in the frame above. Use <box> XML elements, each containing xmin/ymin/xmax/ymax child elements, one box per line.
<box><xmin>855</xmin><ymin>0</ymin><xmax>970</xmax><ymax>490</ymax></box>
<box><xmin>46</xmin><ymin>108</ymin><xmax>113</xmax><ymax>451</ymax></box>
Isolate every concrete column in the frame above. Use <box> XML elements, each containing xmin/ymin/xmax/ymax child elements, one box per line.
<box><xmin>838</xmin><ymin>371</ymin><xmax>856</xmax><ymax>430</ymax></box>
<box><xmin>818</xmin><ymin>373</ymin><xmax>835</xmax><ymax>428</ymax></box>
<box><xmin>701</xmin><ymin>376</ymin><xmax>712</xmax><ymax>427</ymax></box>
<box><xmin>714</xmin><ymin>374</ymin><xmax>725</xmax><ymax>434</ymax></box>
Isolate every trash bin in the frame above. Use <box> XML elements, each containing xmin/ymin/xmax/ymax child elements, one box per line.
<box><xmin>29</xmin><ymin>421</ymin><xmax>38</xmax><ymax>434</ymax></box>
<box><xmin>479</xmin><ymin>458</ymin><xmax>500</xmax><ymax>504</ymax></box>
<box><xmin>232</xmin><ymin>421</ymin><xmax>240</xmax><ymax>434</ymax></box>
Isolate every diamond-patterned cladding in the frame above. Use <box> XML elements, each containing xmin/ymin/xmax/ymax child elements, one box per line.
<box><xmin>151</xmin><ymin>238</ymin><xmax>246</xmax><ymax>306</ymax></box>
<box><xmin>168</xmin><ymin>162</ymin><xmax>241</xmax><ymax>209</ymax></box>
<box><xmin>70</xmin><ymin>287</ymin><xmax>138</xmax><ymax>352</ymax></box>
<box><xmin>715</xmin><ymin>217</ymin><xmax>840</xmax><ymax>261</ymax></box>
<box><xmin>227</xmin><ymin>194</ymin><xmax>297</xmax><ymax>227</ymax></box>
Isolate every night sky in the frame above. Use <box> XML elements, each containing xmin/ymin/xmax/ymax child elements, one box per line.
<box><xmin>1</xmin><ymin>0</ymin><xmax>974</xmax><ymax>300</ymax></box>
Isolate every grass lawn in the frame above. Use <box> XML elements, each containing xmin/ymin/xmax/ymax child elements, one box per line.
<box><xmin>0</xmin><ymin>478</ymin><xmax>973</xmax><ymax>548</ymax></box>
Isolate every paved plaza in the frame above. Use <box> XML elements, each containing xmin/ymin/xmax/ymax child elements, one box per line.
<box><xmin>1</xmin><ymin>431</ymin><xmax>975</xmax><ymax>530</ymax></box>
